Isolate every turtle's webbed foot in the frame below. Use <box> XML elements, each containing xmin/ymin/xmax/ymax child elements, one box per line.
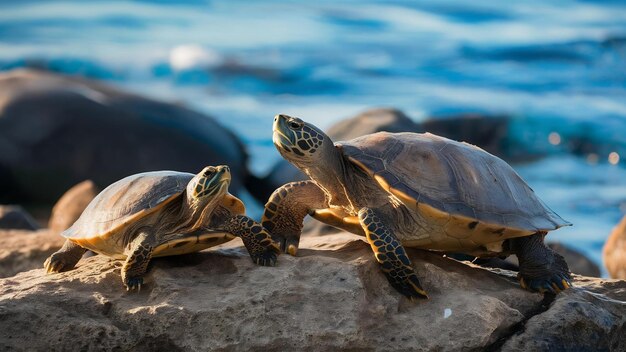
<box><xmin>383</xmin><ymin>264</ymin><xmax>429</xmax><ymax>300</ymax></box>
<box><xmin>44</xmin><ymin>252</ymin><xmax>77</xmax><ymax>273</ymax></box>
<box><xmin>515</xmin><ymin>234</ymin><xmax>573</xmax><ymax>294</ymax></box>
<box><xmin>251</xmin><ymin>244</ymin><xmax>280</xmax><ymax>267</ymax></box>
<box><xmin>124</xmin><ymin>277</ymin><xmax>144</xmax><ymax>292</ymax></box>
<box><xmin>272</xmin><ymin>234</ymin><xmax>299</xmax><ymax>257</ymax></box>
<box><xmin>519</xmin><ymin>272</ymin><xmax>572</xmax><ymax>294</ymax></box>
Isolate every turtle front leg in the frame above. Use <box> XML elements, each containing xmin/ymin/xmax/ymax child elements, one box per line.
<box><xmin>122</xmin><ymin>232</ymin><xmax>154</xmax><ymax>292</ymax></box>
<box><xmin>358</xmin><ymin>208</ymin><xmax>428</xmax><ymax>299</ymax></box>
<box><xmin>262</xmin><ymin>180</ymin><xmax>327</xmax><ymax>255</ymax></box>
<box><xmin>44</xmin><ymin>239</ymin><xmax>87</xmax><ymax>273</ymax></box>
<box><xmin>224</xmin><ymin>215</ymin><xmax>281</xmax><ymax>266</ymax></box>
<box><xmin>510</xmin><ymin>232</ymin><xmax>572</xmax><ymax>294</ymax></box>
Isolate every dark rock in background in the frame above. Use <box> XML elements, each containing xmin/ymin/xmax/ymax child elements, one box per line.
<box><xmin>0</xmin><ymin>205</ymin><xmax>39</xmax><ymax>231</ymax></box>
<box><xmin>326</xmin><ymin>107</ymin><xmax>420</xmax><ymax>140</ymax></box>
<box><xmin>0</xmin><ymin>69</ymin><xmax>255</xmax><ymax>206</ymax></box>
<box><xmin>48</xmin><ymin>180</ymin><xmax>99</xmax><ymax>233</ymax></box>
<box><xmin>547</xmin><ymin>242</ymin><xmax>601</xmax><ymax>278</ymax></box>
<box><xmin>421</xmin><ymin>113</ymin><xmax>511</xmax><ymax>160</ymax></box>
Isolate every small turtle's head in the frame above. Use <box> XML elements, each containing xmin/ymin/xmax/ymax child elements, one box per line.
<box><xmin>273</xmin><ymin>114</ymin><xmax>333</xmax><ymax>166</ymax></box>
<box><xmin>188</xmin><ymin>165</ymin><xmax>231</xmax><ymax>204</ymax></box>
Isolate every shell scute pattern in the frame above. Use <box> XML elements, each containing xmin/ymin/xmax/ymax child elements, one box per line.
<box><xmin>339</xmin><ymin>132</ymin><xmax>569</xmax><ymax>232</ymax></box>
<box><xmin>64</xmin><ymin>171</ymin><xmax>193</xmax><ymax>239</ymax></box>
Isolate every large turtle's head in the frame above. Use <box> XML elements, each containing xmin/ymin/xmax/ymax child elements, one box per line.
<box><xmin>188</xmin><ymin>165</ymin><xmax>231</xmax><ymax>205</ymax></box>
<box><xmin>273</xmin><ymin>114</ymin><xmax>333</xmax><ymax>167</ymax></box>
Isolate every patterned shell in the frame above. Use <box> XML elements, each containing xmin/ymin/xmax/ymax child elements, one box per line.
<box><xmin>337</xmin><ymin>132</ymin><xmax>570</xmax><ymax>232</ymax></box>
<box><xmin>63</xmin><ymin>171</ymin><xmax>193</xmax><ymax>239</ymax></box>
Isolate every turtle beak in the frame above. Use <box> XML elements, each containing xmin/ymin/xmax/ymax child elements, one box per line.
<box><xmin>216</xmin><ymin>165</ymin><xmax>231</xmax><ymax>185</ymax></box>
<box><xmin>195</xmin><ymin>165</ymin><xmax>230</xmax><ymax>198</ymax></box>
<box><xmin>273</xmin><ymin>114</ymin><xmax>294</xmax><ymax>148</ymax></box>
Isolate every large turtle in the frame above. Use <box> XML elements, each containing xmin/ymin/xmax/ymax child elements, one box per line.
<box><xmin>44</xmin><ymin>165</ymin><xmax>280</xmax><ymax>291</ymax></box>
<box><xmin>263</xmin><ymin>114</ymin><xmax>572</xmax><ymax>299</ymax></box>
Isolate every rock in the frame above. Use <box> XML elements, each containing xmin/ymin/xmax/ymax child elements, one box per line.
<box><xmin>420</xmin><ymin>113</ymin><xmax>510</xmax><ymax>160</ymax></box>
<box><xmin>0</xmin><ymin>205</ymin><xmax>39</xmax><ymax>231</ymax></box>
<box><xmin>500</xmin><ymin>276</ymin><xmax>626</xmax><ymax>351</ymax></box>
<box><xmin>0</xmin><ymin>68</ymin><xmax>254</xmax><ymax>206</ymax></box>
<box><xmin>0</xmin><ymin>229</ymin><xmax>64</xmax><ymax>278</ymax></box>
<box><xmin>605</xmin><ymin>215</ymin><xmax>626</xmax><ymax>279</ymax></box>
<box><xmin>48</xmin><ymin>180</ymin><xmax>99</xmax><ymax>233</ymax></box>
<box><xmin>1</xmin><ymin>232</ymin><xmax>623</xmax><ymax>351</ymax></box>
<box><xmin>326</xmin><ymin>108</ymin><xmax>420</xmax><ymax>141</ymax></box>
<box><xmin>547</xmin><ymin>242</ymin><xmax>601</xmax><ymax>278</ymax></box>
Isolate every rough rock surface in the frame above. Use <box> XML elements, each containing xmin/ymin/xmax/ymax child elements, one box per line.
<box><xmin>0</xmin><ymin>69</ymin><xmax>253</xmax><ymax>205</ymax></box>
<box><xmin>605</xmin><ymin>215</ymin><xmax>626</xmax><ymax>279</ymax></box>
<box><xmin>0</xmin><ymin>229</ymin><xmax>64</xmax><ymax>278</ymax></box>
<box><xmin>1</xmin><ymin>232</ymin><xmax>624</xmax><ymax>351</ymax></box>
<box><xmin>0</xmin><ymin>205</ymin><xmax>40</xmax><ymax>231</ymax></box>
<box><xmin>48</xmin><ymin>180</ymin><xmax>99</xmax><ymax>233</ymax></box>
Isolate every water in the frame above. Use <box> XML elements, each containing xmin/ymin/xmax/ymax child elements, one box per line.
<box><xmin>1</xmin><ymin>0</ymin><xmax>626</xmax><ymax>273</ymax></box>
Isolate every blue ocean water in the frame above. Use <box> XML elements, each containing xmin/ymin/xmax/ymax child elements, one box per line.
<box><xmin>1</xmin><ymin>0</ymin><xmax>626</xmax><ymax>272</ymax></box>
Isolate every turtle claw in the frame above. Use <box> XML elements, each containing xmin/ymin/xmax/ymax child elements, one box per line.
<box><xmin>44</xmin><ymin>253</ymin><xmax>75</xmax><ymax>274</ymax></box>
<box><xmin>251</xmin><ymin>246</ymin><xmax>279</xmax><ymax>267</ymax></box>
<box><xmin>124</xmin><ymin>277</ymin><xmax>144</xmax><ymax>292</ymax></box>
<box><xmin>518</xmin><ymin>273</ymin><xmax>572</xmax><ymax>294</ymax></box>
<box><xmin>387</xmin><ymin>272</ymin><xmax>429</xmax><ymax>300</ymax></box>
<box><xmin>271</xmin><ymin>235</ymin><xmax>299</xmax><ymax>256</ymax></box>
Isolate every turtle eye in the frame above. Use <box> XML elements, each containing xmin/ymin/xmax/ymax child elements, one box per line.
<box><xmin>289</xmin><ymin>120</ymin><xmax>302</xmax><ymax>129</ymax></box>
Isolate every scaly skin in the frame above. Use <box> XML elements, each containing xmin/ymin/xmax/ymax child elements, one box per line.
<box><xmin>223</xmin><ymin>215</ymin><xmax>281</xmax><ymax>266</ymax></box>
<box><xmin>359</xmin><ymin>208</ymin><xmax>428</xmax><ymax>299</ymax></box>
<box><xmin>44</xmin><ymin>239</ymin><xmax>87</xmax><ymax>273</ymax></box>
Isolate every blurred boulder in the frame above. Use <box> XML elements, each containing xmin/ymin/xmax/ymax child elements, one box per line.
<box><xmin>604</xmin><ymin>215</ymin><xmax>626</xmax><ymax>279</ymax></box>
<box><xmin>0</xmin><ymin>205</ymin><xmax>39</xmax><ymax>231</ymax></box>
<box><xmin>48</xmin><ymin>180</ymin><xmax>99</xmax><ymax>233</ymax></box>
<box><xmin>0</xmin><ymin>69</ymin><xmax>255</xmax><ymax>206</ymax></box>
<box><xmin>421</xmin><ymin>113</ymin><xmax>510</xmax><ymax>159</ymax></box>
<box><xmin>326</xmin><ymin>108</ymin><xmax>420</xmax><ymax>141</ymax></box>
<box><xmin>547</xmin><ymin>242</ymin><xmax>601</xmax><ymax>278</ymax></box>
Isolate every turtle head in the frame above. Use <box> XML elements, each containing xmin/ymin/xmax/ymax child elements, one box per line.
<box><xmin>273</xmin><ymin>114</ymin><xmax>333</xmax><ymax>166</ymax></box>
<box><xmin>188</xmin><ymin>165</ymin><xmax>231</xmax><ymax>204</ymax></box>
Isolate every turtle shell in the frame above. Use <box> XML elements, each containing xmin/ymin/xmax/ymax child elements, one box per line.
<box><xmin>337</xmin><ymin>132</ymin><xmax>570</xmax><ymax>232</ymax></box>
<box><xmin>63</xmin><ymin>171</ymin><xmax>193</xmax><ymax>240</ymax></box>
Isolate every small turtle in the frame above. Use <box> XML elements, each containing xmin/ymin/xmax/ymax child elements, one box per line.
<box><xmin>263</xmin><ymin>114</ymin><xmax>572</xmax><ymax>299</ymax></box>
<box><xmin>45</xmin><ymin>165</ymin><xmax>279</xmax><ymax>291</ymax></box>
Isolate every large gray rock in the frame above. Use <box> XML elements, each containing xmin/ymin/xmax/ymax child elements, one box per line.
<box><xmin>48</xmin><ymin>180</ymin><xmax>99</xmax><ymax>233</ymax></box>
<box><xmin>0</xmin><ymin>69</ymin><xmax>253</xmax><ymax>205</ymax></box>
<box><xmin>605</xmin><ymin>215</ymin><xmax>626</xmax><ymax>279</ymax></box>
<box><xmin>0</xmin><ymin>232</ymin><xmax>623</xmax><ymax>351</ymax></box>
<box><xmin>0</xmin><ymin>205</ymin><xmax>39</xmax><ymax>231</ymax></box>
<box><xmin>0</xmin><ymin>229</ymin><xmax>64</xmax><ymax>278</ymax></box>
